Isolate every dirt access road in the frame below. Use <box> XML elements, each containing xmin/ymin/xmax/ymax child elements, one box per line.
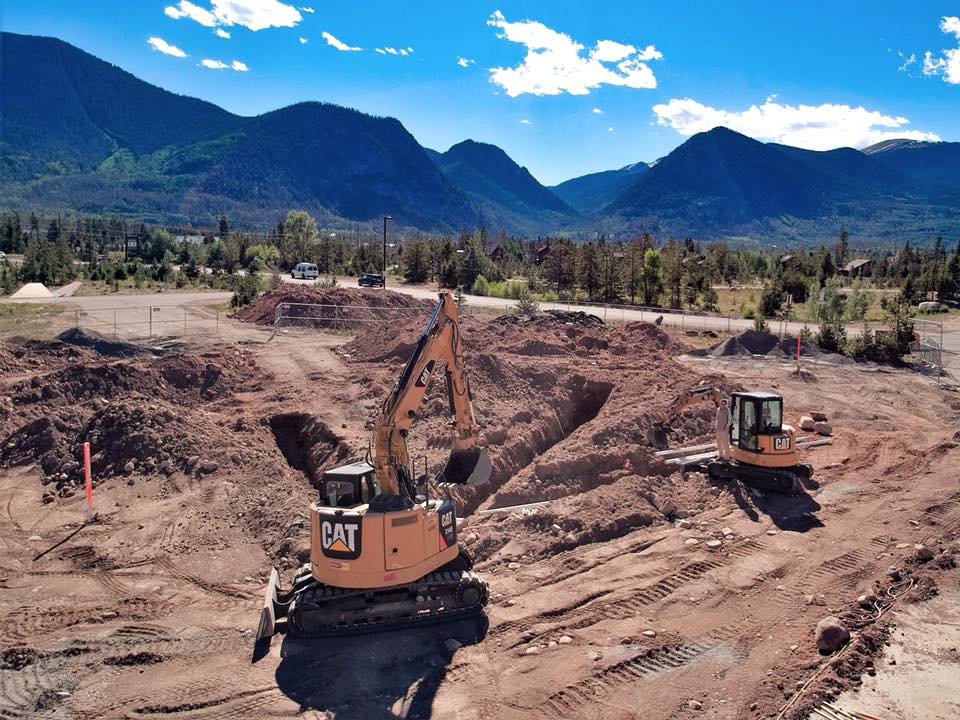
<box><xmin>1</xmin><ymin>294</ymin><xmax>959</xmax><ymax>720</ymax></box>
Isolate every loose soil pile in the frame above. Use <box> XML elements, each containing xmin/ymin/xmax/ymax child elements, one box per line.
<box><xmin>690</xmin><ymin>329</ymin><xmax>851</xmax><ymax>363</ymax></box>
<box><xmin>56</xmin><ymin>327</ymin><xmax>155</xmax><ymax>358</ymax></box>
<box><xmin>235</xmin><ymin>285</ymin><xmax>432</xmax><ymax>326</ymax></box>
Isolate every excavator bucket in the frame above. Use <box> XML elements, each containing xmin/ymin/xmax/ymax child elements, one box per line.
<box><xmin>441</xmin><ymin>447</ymin><xmax>492</xmax><ymax>487</ymax></box>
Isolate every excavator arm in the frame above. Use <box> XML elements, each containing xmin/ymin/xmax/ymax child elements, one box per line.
<box><xmin>372</xmin><ymin>292</ymin><xmax>490</xmax><ymax>498</ymax></box>
<box><xmin>657</xmin><ymin>386</ymin><xmax>724</xmax><ymax>426</ymax></box>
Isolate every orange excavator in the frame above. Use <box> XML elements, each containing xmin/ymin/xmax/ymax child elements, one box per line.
<box><xmin>653</xmin><ymin>384</ymin><xmax>813</xmax><ymax>494</ymax></box>
<box><xmin>257</xmin><ymin>292</ymin><xmax>491</xmax><ymax>641</ymax></box>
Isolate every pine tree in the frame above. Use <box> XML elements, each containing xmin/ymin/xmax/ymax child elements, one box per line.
<box><xmin>834</xmin><ymin>228</ymin><xmax>849</xmax><ymax>270</ymax></box>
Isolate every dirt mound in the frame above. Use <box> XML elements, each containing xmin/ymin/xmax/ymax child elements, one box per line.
<box><xmin>56</xmin><ymin>327</ymin><xmax>154</xmax><ymax>358</ymax></box>
<box><xmin>691</xmin><ymin>329</ymin><xmax>848</xmax><ymax>363</ymax></box>
<box><xmin>235</xmin><ymin>285</ymin><xmax>432</xmax><ymax>326</ymax></box>
<box><xmin>10</xmin><ymin>354</ymin><xmax>248</xmax><ymax>406</ymax></box>
<box><xmin>0</xmin><ymin>337</ymin><xmax>96</xmax><ymax>375</ymax></box>
<box><xmin>495</xmin><ymin>310</ymin><xmax>606</xmax><ymax>328</ymax></box>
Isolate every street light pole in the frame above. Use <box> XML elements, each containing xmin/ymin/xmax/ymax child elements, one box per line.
<box><xmin>382</xmin><ymin>215</ymin><xmax>392</xmax><ymax>285</ymax></box>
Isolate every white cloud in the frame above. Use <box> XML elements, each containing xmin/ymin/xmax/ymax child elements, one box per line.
<box><xmin>592</xmin><ymin>107</ymin><xmax>603</xmax><ymax>114</ymax></box>
<box><xmin>164</xmin><ymin>1</ymin><xmax>217</xmax><ymax>26</ymax></box>
<box><xmin>200</xmin><ymin>57</ymin><xmax>249</xmax><ymax>70</ymax></box>
<box><xmin>376</xmin><ymin>46</ymin><xmax>413</xmax><ymax>56</ymax></box>
<box><xmin>520</xmin><ymin>119</ymin><xmax>531</xmax><ymax>125</ymax></box>
<box><xmin>148</xmin><ymin>36</ymin><xmax>187</xmax><ymax>58</ymax></box>
<box><xmin>165</xmin><ymin>0</ymin><xmax>301</xmax><ymax>32</ymax></box>
<box><xmin>457</xmin><ymin>56</ymin><xmax>475</xmax><ymax>68</ymax></box>
<box><xmin>608</xmin><ymin>126</ymin><xmax>614</xmax><ymax>132</ymax></box>
<box><xmin>300</xmin><ymin>5</ymin><xmax>314</xmax><ymax>12</ymax></box>
<box><xmin>923</xmin><ymin>16</ymin><xmax>960</xmax><ymax>84</ymax></box>
<box><xmin>897</xmin><ymin>51</ymin><xmax>916</xmax><ymax>72</ymax></box>
<box><xmin>299</xmin><ymin>36</ymin><xmax>308</xmax><ymax>44</ymax></box>
<box><xmin>486</xmin><ymin>9</ymin><xmax>662</xmax><ymax>97</ymax></box>
<box><xmin>322</xmin><ymin>31</ymin><xmax>362</xmax><ymax>52</ymax></box>
<box><xmin>652</xmin><ymin>97</ymin><xmax>940</xmax><ymax>150</ymax></box>
<box><xmin>216</xmin><ymin>28</ymin><xmax>231</xmax><ymax>38</ymax></box>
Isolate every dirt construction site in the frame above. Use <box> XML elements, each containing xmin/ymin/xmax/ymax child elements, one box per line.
<box><xmin>1</xmin><ymin>286</ymin><xmax>958</xmax><ymax>720</ymax></box>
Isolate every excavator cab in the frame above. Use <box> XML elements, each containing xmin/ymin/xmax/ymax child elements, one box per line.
<box><xmin>319</xmin><ymin>461</ymin><xmax>381</xmax><ymax>508</ymax></box>
<box><xmin>730</xmin><ymin>392</ymin><xmax>783</xmax><ymax>452</ymax></box>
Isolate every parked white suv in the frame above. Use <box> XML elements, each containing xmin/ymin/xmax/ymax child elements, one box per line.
<box><xmin>291</xmin><ymin>262</ymin><xmax>319</xmax><ymax>280</ymax></box>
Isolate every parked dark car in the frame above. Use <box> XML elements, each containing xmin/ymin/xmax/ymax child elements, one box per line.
<box><xmin>358</xmin><ymin>273</ymin><xmax>385</xmax><ymax>288</ymax></box>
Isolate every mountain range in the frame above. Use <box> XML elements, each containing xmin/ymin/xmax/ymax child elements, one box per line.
<box><xmin>2</xmin><ymin>31</ymin><xmax>960</xmax><ymax>243</ymax></box>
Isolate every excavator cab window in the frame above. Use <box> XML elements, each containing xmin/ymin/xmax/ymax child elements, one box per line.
<box><xmin>760</xmin><ymin>399</ymin><xmax>782</xmax><ymax>433</ymax></box>
<box><xmin>324</xmin><ymin>480</ymin><xmax>357</xmax><ymax>508</ymax></box>
<box><xmin>740</xmin><ymin>400</ymin><xmax>758</xmax><ymax>451</ymax></box>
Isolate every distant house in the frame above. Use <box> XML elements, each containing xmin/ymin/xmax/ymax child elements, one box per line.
<box><xmin>841</xmin><ymin>258</ymin><xmax>872</xmax><ymax>278</ymax></box>
<box><xmin>174</xmin><ymin>234</ymin><xmax>205</xmax><ymax>245</ymax></box>
<box><xmin>489</xmin><ymin>244</ymin><xmax>507</xmax><ymax>263</ymax></box>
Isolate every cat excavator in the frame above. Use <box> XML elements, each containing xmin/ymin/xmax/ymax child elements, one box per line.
<box><xmin>257</xmin><ymin>291</ymin><xmax>491</xmax><ymax>642</ymax></box>
<box><xmin>653</xmin><ymin>384</ymin><xmax>813</xmax><ymax>494</ymax></box>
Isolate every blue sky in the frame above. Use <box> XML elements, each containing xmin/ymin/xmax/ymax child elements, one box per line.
<box><xmin>3</xmin><ymin>1</ymin><xmax>960</xmax><ymax>184</ymax></box>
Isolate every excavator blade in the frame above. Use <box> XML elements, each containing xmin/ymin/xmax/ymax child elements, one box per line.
<box><xmin>442</xmin><ymin>447</ymin><xmax>492</xmax><ymax>487</ymax></box>
<box><xmin>255</xmin><ymin>567</ymin><xmax>282</xmax><ymax>644</ymax></box>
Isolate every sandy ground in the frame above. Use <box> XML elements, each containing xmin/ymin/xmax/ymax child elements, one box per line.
<box><xmin>1</xmin><ymin>292</ymin><xmax>959</xmax><ymax>720</ymax></box>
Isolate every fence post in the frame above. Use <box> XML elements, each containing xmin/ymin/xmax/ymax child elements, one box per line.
<box><xmin>75</xmin><ymin>308</ymin><xmax>79</xmax><ymax>328</ymax></box>
<box><xmin>184</xmin><ymin>307</ymin><xmax>187</xmax><ymax>336</ymax></box>
<box><xmin>113</xmin><ymin>308</ymin><xmax>117</xmax><ymax>337</ymax></box>
<box><xmin>728</xmin><ymin>315</ymin><xmax>731</xmax><ymax>333</ymax></box>
<box><xmin>149</xmin><ymin>307</ymin><xmax>153</xmax><ymax>338</ymax></box>
<box><xmin>217</xmin><ymin>309</ymin><xmax>220</xmax><ymax>336</ymax></box>
<box><xmin>681</xmin><ymin>309</ymin><xmax>684</xmax><ymax>330</ymax></box>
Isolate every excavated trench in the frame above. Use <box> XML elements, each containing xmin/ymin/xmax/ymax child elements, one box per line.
<box><xmin>268</xmin><ymin>412</ymin><xmax>351</xmax><ymax>490</ymax></box>
<box><xmin>452</xmin><ymin>376</ymin><xmax>615</xmax><ymax>515</ymax></box>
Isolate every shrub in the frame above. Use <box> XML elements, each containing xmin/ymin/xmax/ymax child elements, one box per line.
<box><xmin>471</xmin><ymin>274</ymin><xmax>490</xmax><ymax>297</ymax></box>
<box><xmin>742</xmin><ymin>306</ymin><xmax>756</xmax><ymax>319</ymax></box>
<box><xmin>753</xmin><ymin>315</ymin><xmax>770</xmax><ymax>334</ymax></box>
<box><xmin>512</xmin><ymin>288</ymin><xmax>539</xmax><ymax>317</ymax></box>
<box><xmin>230</xmin><ymin>274</ymin><xmax>263</xmax><ymax>308</ymax></box>
<box><xmin>815</xmin><ymin>323</ymin><xmax>845</xmax><ymax>353</ymax></box>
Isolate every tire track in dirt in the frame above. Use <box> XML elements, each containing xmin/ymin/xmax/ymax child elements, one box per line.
<box><xmin>153</xmin><ymin>557</ymin><xmax>254</xmax><ymax>600</ymax></box>
<box><xmin>0</xmin><ymin>598</ymin><xmax>166</xmax><ymax>643</ymax></box>
<box><xmin>540</xmin><ymin>623</ymin><xmax>743</xmax><ymax>717</ymax></box>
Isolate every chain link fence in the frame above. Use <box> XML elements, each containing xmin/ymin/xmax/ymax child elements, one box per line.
<box><xmin>0</xmin><ymin>305</ymin><xmax>222</xmax><ymax>343</ymax></box>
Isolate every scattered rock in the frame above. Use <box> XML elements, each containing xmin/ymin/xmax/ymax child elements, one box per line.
<box><xmin>524</xmin><ymin>646</ymin><xmax>540</xmax><ymax>655</ymax></box>
<box><xmin>799</xmin><ymin>416</ymin><xmax>816</xmax><ymax>431</ymax></box>
<box><xmin>507</xmin><ymin>562</ymin><xmax>521</xmax><ymax>570</ymax></box>
<box><xmin>642</xmin><ymin>630</ymin><xmax>656</xmax><ymax>638</ymax></box>
<box><xmin>684</xmin><ymin>538</ymin><xmax>700</xmax><ymax>546</ymax></box>
<box><xmin>814</xmin><ymin>616</ymin><xmax>850</xmax><ymax>652</ymax></box>
<box><xmin>676</xmin><ymin>519</ymin><xmax>692</xmax><ymax>530</ymax></box>
<box><xmin>588</xmin><ymin>651</ymin><xmax>602</xmax><ymax>661</ymax></box>
<box><xmin>809</xmin><ymin>411</ymin><xmax>828</xmax><ymax>422</ymax></box>
<box><xmin>463</xmin><ymin>532</ymin><xmax>478</xmax><ymax>545</ymax></box>
<box><xmin>558</xmin><ymin>636</ymin><xmax>573</xmax><ymax>645</ymax></box>
<box><xmin>657</xmin><ymin>498</ymin><xmax>677</xmax><ymax>517</ymax></box>
<box><xmin>857</xmin><ymin>594</ymin><xmax>877</xmax><ymax>609</ymax></box>
<box><xmin>813</xmin><ymin>421</ymin><xmax>832</xmax><ymax>436</ymax></box>
<box><xmin>721</xmin><ymin>527</ymin><xmax>733</xmax><ymax>537</ymax></box>
<box><xmin>200</xmin><ymin>460</ymin><xmax>219</xmax><ymax>473</ymax></box>
<box><xmin>766</xmin><ymin>529</ymin><xmax>778</xmax><ymax>536</ymax></box>
<box><xmin>123</xmin><ymin>461</ymin><xmax>135</xmax><ymax>474</ymax></box>
<box><xmin>706</xmin><ymin>487</ymin><xmax>720</xmax><ymax>497</ymax></box>
<box><xmin>913</xmin><ymin>544</ymin><xmax>934</xmax><ymax>562</ymax></box>
<box><xmin>705</xmin><ymin>539</ymin><xmax>723</xmax><ymax>549</ymax></box>
<box><xmin>186</xmin><ymin>456</ymin><xmax>200</xmax><ymax>470</ymax></box>
<box><xmin>805</xmin><ymin>594</ymin><xmax>826</xmax><ymax>606</ymax></box>
<box><xmin>688</xmin><ymin>700</ymin><xmax>703</xmax><ymax>711</ymax></box>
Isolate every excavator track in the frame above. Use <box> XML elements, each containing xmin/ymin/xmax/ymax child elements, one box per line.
<box><xmin>706</xmin><ymin>459</ymin><xmax>811</xmax><ymax>495</ymax></box>
<box><xmin>287</xmin><ymin>567</ymin><xmax>488</xmax><ymax>637</ymax></box>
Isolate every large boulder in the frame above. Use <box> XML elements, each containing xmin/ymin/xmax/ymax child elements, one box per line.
<box><xmin>815</xmin><ymin>616</ymin><xmax>850</xmax><ymax>652</ymax></box>
<box><xmin>814</xmin><ymin>421</ymin><xmax>832</xmax><ymax>436</ymax></box>
<box><xmin>799</xmin><ymin>416</ymin><xmax>816</xmax><ymax>431</ymax></box>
